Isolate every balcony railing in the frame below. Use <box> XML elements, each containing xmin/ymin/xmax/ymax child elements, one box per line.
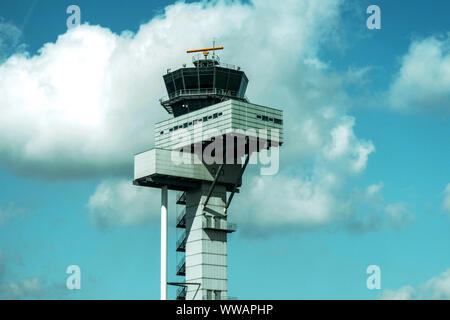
<box><xmin>176</xmin><ymin>208</ymin><xmax>186</xmax><ymax>229</ymax></box>
<box><xmin>191</xmin><ymin>54</ymin><xmax>242</xmax><ymax>71</ymax></box>
<box><xmin>176</xmin><ymin>191</ymin><xmax>186</xmax><ymax>205</ymax></box>
<box><xmin>160</xmin><ymin>88</ymin><xmax>242</xmax><ymax>104</ymax></box>
<box><xmin>201</xmin><ymin>295</ymin><xmax>237</xmax><ymax>300</ymax></box>
<box><xmin>202</xmin><ymin>216</ymin><xmax>237</xmax><ymax>233</ymax></box>
<box><xmin>176</xmin><ymin>231</ymin><xmax>187</xmax><ymax>252</ymax></box>
<box><xmin>176</xmin><ymin>259</ymin><xmax>185</xmax><ymax>276</ymax></box>
<box><xmin>176</xmin><ymin>286</ymin><xmax>186</xmax><ymax>300</ymax></box>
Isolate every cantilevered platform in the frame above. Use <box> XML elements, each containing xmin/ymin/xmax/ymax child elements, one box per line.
<box><xmin>133</xmin><ymin>148</ymin><xmax>242</xmax><ymax>192</ymax></box>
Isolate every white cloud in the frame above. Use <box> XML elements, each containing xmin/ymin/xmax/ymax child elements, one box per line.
<box><xmin>381</xmin><ymin>268</ymin><xmax>450</xmax><ymax>300</ymax></box>
<box><xmin>345</xmin><ymin>183</ymin><xmax>414</xmax><ymax>233</ymax></box>
<box><xmin>380</xmin><ymin>286</ymin><xmax>417</xmax><ymax>300</ymax></box>
<box><xmin>1</xmin><ymin>0</ymin><xmax>408</xmax><ymax>234</ymax></box>
<box><xmin>58</xmin><ymin>0</ymin><xmax>413</xmax><ymax>234</ymax></box>
<box><xmin>442</xmin><ymin>183</ymin><xmax>450</xmax><ymax>213</ymax></box>
<box><xmin>232</xmin><ymin>174</ymin><xmax>345</xmax><ymax>233</ymax></box>
<box><xmin>231</xmin><ymin>178</ymin><xmax>412</xmax><ymax>235</ymax></box>
<box><xmin>87</xmin><ymin>179</ymin><xmax>160</xmax><ymax>227</ymax></box>
<box><xmin>0</xmin><ymin>277</ymin><xmax>43</xmax><ymax>300</ymax></box>
<box><xmin>0</xmin><ymin>251</ymin><xmax>67</xmax><ymax>300</ymax></box>
<box><xmin>0</xmin><ymin>19</ymin><xmax>23</xmax><ymax>61</ymax></box>
<box><xmin>0</xmin><ymin>0</ymin><xmax>346</xmax><ymax>179</ymax></box>
<box><xmin>388</xmin><ymin>34</ymin><xmax>450</xmax><ymax>113</ymax></box>
<box><xmin>424</xmin><ymin>268</ymin><xmax>450</xmax><ymax>299</ymax></box>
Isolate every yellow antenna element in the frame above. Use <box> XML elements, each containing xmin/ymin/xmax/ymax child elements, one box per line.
<box><xmin>186</xmin><ymin>46</ymin><xmax>224</xmax><ymax>58</ymax></box>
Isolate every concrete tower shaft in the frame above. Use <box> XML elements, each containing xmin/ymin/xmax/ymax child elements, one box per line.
<box><xmin>184</xmin><ymin>183</ymin><xmax>229</xmax><ymax>300</ymax></box>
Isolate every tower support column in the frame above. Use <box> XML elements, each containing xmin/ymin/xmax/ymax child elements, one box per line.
<box><xmin>185</xmin><ymin>183</ymin><xmax>228</xmax><ymax>300</ymax></box>
<box><xmin>161</xmin><ymin>185</ymin><xmax>168</xmax><ymax>300</ymax></box>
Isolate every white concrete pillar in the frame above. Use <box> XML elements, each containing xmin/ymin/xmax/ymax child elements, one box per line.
<box><xmin>161</xmin><ymin>185</ymin><xmax>168</xmax><ymax>300</ymax></box>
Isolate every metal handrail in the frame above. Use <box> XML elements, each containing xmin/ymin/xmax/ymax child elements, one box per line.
<box><xmin>202</xmin><ymin>216</ymin><xmax>237</xmax><ymax>232</ymax></box>
<box><xmin>176</xmin><ymin>208</ymin><xmax>186</xmax><ymax>227</ymax></box>
<box><xmin>192</xmin><ymin>53</ymin><xmax>220</xmax><ymax>64</ymax></box>
<box><xmin>191</xmin><ymin>54</ymin><xmax>241</xmax><ymax>71</ymax></box>
<box><xmin>176</xmin><ymin>286</ymin><xmax>186</xmax><ymax>299</ymax></box>
<box><xmin>176</xmin><ymin>231</ymin><xmax>187</xmax><ymax>249</ymax></box>
<box><xmin>176</xmin><ymin>259</ymin><xmax>185</xmax><ymax>275</ymax></box>
<box><xmin>176</xmin><ymin>191</ymin><xmax>186</xmax><ymax>204</ymax></box>
<box><xmin>219</xmin><ymin>62</ymin><xmax>240</xmax><ymax>70</ymax></box>
<box><xmin>160</xmin><ymin>88</ymin><xmax>241</xmax><ymax>103</ymax></box>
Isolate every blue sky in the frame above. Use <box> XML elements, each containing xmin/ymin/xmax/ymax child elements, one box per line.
<box><xmin>0</xmin><ymin>0</ymin><xmax>449</xmax><ymax>300</ymax></box>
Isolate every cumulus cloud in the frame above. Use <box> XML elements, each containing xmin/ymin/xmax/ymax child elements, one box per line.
<box><xmin>0</xmin><ymin>0</ymin><xmax>407</xmax><ymax>233</ymax></box>
<box><xmin>423</xmin><ymin>268</ymin><xmax>450</xmax><ymax>299</ymax></box>
<box><xmin>0</xmin><ymin>251</ymin><xmax>67</xmax><ymax>300</ymax></box>
<box><xmin>380</xmin><ymin>286</ymin><xmax>417</xmax><ymax>300</ymax></box>
<box><xmin>0</xmin><ymin>0</ymin><xmax>346</xmax><ymax>179</ymax></box>
<box><xmin>345</xmin><ymin>183</ymin><xmax>414</xmax><ymax>233</ymax></box>
<box><xmin>87</xmin><ymin>179</ymin><xmax>160</xmax><ymax>227</ymax></box>
<box><xmin>65</xmin><ymin>0</ymin><xmax>412</xmax><ymax>234</ymax></box>
<box><xmin>442</xmin><ymin>183</ymin><xmax>450</xmax><ymax>213</ymax></box>
<box><xmin>381</xmin><ymin>268</ymin><xmax>450</xmax><ymax>300</ymax></box>
<box><xmin>232</xmin><ymin>177</ymin><xmax>412</xmax><ymax>235</ymax></box>
<box><xmin>0</xmin><ymin>277</ymin><xmax>44</xmax><ymax>300</ymax></box>
<box><xmin>232</xmin><ymin>174</ymin><xmax>346</xmax><ymax>234</ymax></box>
<box><xmin>0</xmin><ymin>19</ymin><xmax>23</xmax><ymax>61</ymax></box>
<box><xmin>0</xmin><ymin>251</ymin><xmax>41</xmax><ymax>299</ymax></box>
<box><xmin>388</xmin><ymin>34</ymin><xmax>450</xmax><ymax>113</ymax></box>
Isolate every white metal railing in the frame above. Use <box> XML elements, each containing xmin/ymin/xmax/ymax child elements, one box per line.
<box><xmin>202</xmin><ymin>216</ymin><xmax>237</xmax><ymax>232</ymax></box>
<box><xmin>202</xmin><ymin>294</ymin><xmax>236</xmax><ymax>300</ymax></box>
<box><xmin>191</xmin><ymin>54</ymin><xmax>241</xmax><ymax>71</ymax></box>
<box><xmin>192</xmin><ymin>53</ymin><xmax>220</xmax><ymax>65</ymax></box>
<box><xmin>219</xmin><ymin>62</ymin><xmax>240</xmax><ymax>70</ymax></box>
<box><xmin>160</xmin><ymin>88</ymin><xmax>241</xmax><ymax>104</ymax></box>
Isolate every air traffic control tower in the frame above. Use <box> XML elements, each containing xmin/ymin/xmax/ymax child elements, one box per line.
<box><xmin>133</xmin><ymin>46</ymin><xmax>283</xmax><ymax>300</ymax></box>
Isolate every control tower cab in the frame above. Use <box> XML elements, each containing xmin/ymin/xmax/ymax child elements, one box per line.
<box><xmin>160</xmin><ymin>46</ymin><xmax>249</xmax><ymax>117</ymax></box>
